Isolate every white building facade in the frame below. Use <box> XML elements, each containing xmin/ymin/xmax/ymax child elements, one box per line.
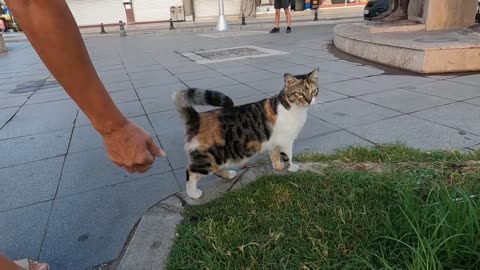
<box><xmin>66</xmin><ymin>0</ymin><xmax>365</xmax><ymax>27</ymax></box>
<box><xmin>66</xmin><ymin>0</ymin><xmax>184</xmax><ymax>27</ymax></box>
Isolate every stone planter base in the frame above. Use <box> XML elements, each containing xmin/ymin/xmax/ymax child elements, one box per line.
<box><xmin>333</xmin><ymin>23</ymin><xmax>480</xmax><ymax>74</ymax></box>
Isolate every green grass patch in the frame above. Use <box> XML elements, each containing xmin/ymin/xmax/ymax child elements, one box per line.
<box><xmin>168</xmin><ymin>145</ymin><xmax>480</xmax><ymax>270</ymax></box>
<box><xmin>296</xmin><ymin>144</ymin><xmax>480</xmax><ymax>163</ymax></box>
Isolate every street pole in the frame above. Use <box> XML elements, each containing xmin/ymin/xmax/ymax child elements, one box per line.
<box><xmin>216</xmin><ymin>0</ymin><xmax>229</xmax><ymax>31</ymax></box>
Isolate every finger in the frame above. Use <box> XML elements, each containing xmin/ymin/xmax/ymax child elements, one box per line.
<box><xmin>113</xmin><ymin>161</ymin><xmax>123</xmax><ymax>167</ymax></box>
<box><xmin>139</xmin><ymin>150</ymin><xmax>155</xmax><ymax>166</ymax></box>
<box><xmin>133</xmin><ymin>164</ymin><xmax>153</xmax><ymax>173</ymax></box>
<box><xmin>146</xmin><ymin>137</ymin><xmax>166</xmax><ymax>157</ymax></box>
<box><xmin>123</xmin><ymin>166</ymin><xmax>135</xmax><ymax>174</ymax></box>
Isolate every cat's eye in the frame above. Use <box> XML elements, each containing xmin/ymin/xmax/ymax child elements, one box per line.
<box><xmin>312</xmin><ymin>88</ymin><xmax>319</xmax><ymax>95</ymax></box>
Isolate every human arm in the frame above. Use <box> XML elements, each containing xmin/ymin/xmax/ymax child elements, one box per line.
<box><xmin>6</xmin><ymin>0</ymin><xmax>166</xmax><ymax>173</ymax></box>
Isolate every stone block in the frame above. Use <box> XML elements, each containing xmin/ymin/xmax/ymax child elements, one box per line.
<box><xmin>116</xmin><ymin>196</ymin><xmax>183</xmax><ymax>270</ymax></box>
<box><xmin>334</xmin><ymin>24</ymin><xmax>480</xmax><ymax>74</ymax></box>
<box><xmin>423</xmin><ymin>0</ymin><xmax>477</xmax><ymax>30</ymax></box>
<box><xmin>0</xmin><ymin>34</ymin><xmax>6</xmax><ymax>53</ymax></box>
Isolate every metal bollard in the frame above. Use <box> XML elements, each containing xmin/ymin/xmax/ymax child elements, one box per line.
<box><xmin>314</xmin><ymin>9</ymin><xmax>319</xmax><ymax>21</ymax></box>
<box><xmin>241</xmin><ymin>14</ymin><xmax>246</xmax><ymax>26</ymax></box>
<box><xmin>100</xmin><ymin>23</ymin><xmax>107</xmax><ymax>34</ymax></box>
<box><xmin>170</xmin><ymin>19</ymin><xmax>175</xmax><ymax>30</ymax></box>
<box><xmin>119</xmin><ymin>20</ymin><xmax>127</xmax><ymax>37</ymax></box>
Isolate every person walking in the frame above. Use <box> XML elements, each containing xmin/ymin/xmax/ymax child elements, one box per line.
<box><xmin>270</xmin><ymin>0</ymin><xmax>292</xmax><ymax>33</ymax></box>
<box><xmin>0</xmin><ymin>18</ymin><xmax>6</xmax><ymax>33</ymax></box>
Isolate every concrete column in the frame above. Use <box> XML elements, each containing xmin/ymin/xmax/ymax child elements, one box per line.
<box><xmin>0</xmin><ymin>33</ymin><xmax>6</xmax><ymax>53</ymax></box>
<box><xmin>423</xmin><ymin>0</ymin><xmax>477</xmax><ymax>30</ymax></box>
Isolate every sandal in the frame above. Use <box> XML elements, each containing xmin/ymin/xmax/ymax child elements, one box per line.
<box><xmin>14</xmin><ymin>259</ymin><xmax>49</xmax><ymax>270</ymax></box>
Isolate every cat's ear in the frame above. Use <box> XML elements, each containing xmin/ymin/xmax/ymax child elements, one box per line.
<box><xmin>309</xmin><ymin>68</ymin><xmax>320</xmax><ymax>81</ymax></box>
<box><xmin>284</xmin><ymin>73</ymin><xmax>297</xmax><ymax>87</ymax></box>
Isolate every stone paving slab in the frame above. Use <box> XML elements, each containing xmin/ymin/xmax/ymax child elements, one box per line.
<box><xmin>410</xmin><ymin>80</ymin><xmax>480</xmax><ymax>101</ymax></box>
<box><xmin>2</xmin><ymin>24</ymin><xmax>480</xmax><ymax>269</ymax></box>
<box><xmin>75</xmin><ymin>100</ymin><xmax>145</xmax><ymax>127</ymax></box>
<box><xmin>245</xmin><ymin>77</ymin><xmax>284</xmax><ymax>94</ymax></box>
<box><xmin>317</xmin><ymin>88</ymin><xmax>348</xmax><ymax>104</ymax></box>
<box><xmin>0</xmin><ymin>106</ymin><xmax>17</xmax><ymax>127</ymax></box>
<box><xmin>184</xmin><ymin>76</ymin><xmax>238</xmax><ymax>89</ymax></box>
<box><xmin>357</xmin><ymin>88</ymin><xmax>453</xmax><ymax>113</ymax></box>
<box><xmin>212</xmin><ymin>84</ymin><xmax>264</xmax><ymax>99</ymax></box>
<box><xmin>413</xmin><ymin>102</ymin><xmax>480</xmax><ymax>136</ymax></box>
<box><xmin>39</xmin><ymin>172</ymin><xmax>179</xmax><ymax>270</ymax></box>
<box><xmin>0</xmin><ymin>88</ymin><xmax>34</xmax><ymax>99</ymax></box>
<box><xmin>0</xmin><ymin>202</ymin><xmax>52</xmax><ymax>261</ymax></box>
<box><xmin>322</xmin><ymin>78</ymin><xmax>389</xmax><ymax>96</ymax></box>
<box><xmin>448</xmin><ymin>74</ymin><xmax>480</xmax><ymax>87</ymax></box>
<box><xmin>0</xmin><ymin>129</ymin><xmax>71</xmax><ymax>168</ymax></box>
<box><xmin>0</xmin><ymin>157</ymin><xmax>63</xmax><ymax>212</ymax></box>
<box><xmin>69</xmin><ymin>115</ymin><xmax>155</xmax><ymax>154</ymax></box>
<box><xmin>294</xmin><ymin>130</ymin><xmax>373</xmax><ymax>153</ymax></box>
<box><xmin>269</xmin><ymin>64</ymin><xmax>316</xmax><ymax>76</ymax></box>
<box><xmin>58</xmin><ymin>146</ymin><xmax>172</xmax><ymax>197</ymax></box>
<box><xmin>0</xmin><ymin>96</ymin><xmax>27</xmax><ymax>109</ymax></box>
<box><xmin>363</xmin><ymin>74</ymin><xmax>435</xmax><ymax>88</ymax></box>
<box><xmin>227</xmin><ymin>69</ymin><xmax>279</xmax><ymax>83</ymax></box>
<box><xmin>309</xmin><ymin>98</ymin><xmax>401</xmax><ymax>129</ymax></box>
<box><xmin>25</xmin><ymin>91</ymin><xmax>70</xmax><ymax>105</ymax></box>
<box><xmin>348</xmin><ymin>115</ymin><xmax>479</xmax><ymax>150</ymax></box>
<box><xmin>136</xmin><ymin>82</ymin><xmax>186</xmax><ymax>100</ymax></box>
<box><xmin>340</xmin><ymin>65</ymin><xmax>384</xmax><ymax>79</ymax></box>
<box><xmin>0</xmin><ymin>99</ymin><xmax>78</xmax><ymax>140</ymax></box>
<box><xmin>109</xmin><ymin>89</ymin><xmax>140</xmax><ymax>104</ymax></box>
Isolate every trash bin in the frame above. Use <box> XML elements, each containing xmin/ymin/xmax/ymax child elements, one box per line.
<box><xmin>177</xmin><ymin>5</ymin><xmax>185</xmax><ymax>21</ymax></box>
<box><xmin>170</xmin><ymin>6</ymin><xmax>178</xmax><ymax>21</ymax></box>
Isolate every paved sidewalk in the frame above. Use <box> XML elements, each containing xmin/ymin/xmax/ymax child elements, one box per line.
<box><xmin>1</xmin><ymin>24</ymin><xmax>480</xmax><ymax>269</ymax></box>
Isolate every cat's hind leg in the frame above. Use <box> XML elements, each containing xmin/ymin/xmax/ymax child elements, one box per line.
<box><xmin>270</xmin><ymin>149</ymin><xmax>285</xmax><ymax>171</ymax></box>
<box><xmin>211</xmin><ymin>165</ymin><xmax>237</xmax><ymax>179</ymax></box>
<box><xmin>280</xmin><ymin>143</ymin><xmax>299</xmax><ymax>172</ymax></box>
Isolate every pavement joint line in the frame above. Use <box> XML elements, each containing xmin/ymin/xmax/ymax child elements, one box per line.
<box><xmin>322</xmin><ymin>77</ymin><xmax>440</xmax><ymax>99</ymax></box>
<box><xmin>0</xmin><ymin>154</ymin><xmax>66</xmax><ymax>171</ymax></box>
<box><xmin>342</xmin><ymin>128</ymin><xmax>378</xmax><ymax>146</ymax></box>
<box><xmin>53</xmin><ymin>170</ymin><xmax>176</xmax><ymax>201</ymax></box>
<box><xmin>118</xmin><ymin>48</ymin><xmax>178</xmax><ymax>173</ymax></box>
<box><xmin>296</xmin><ymin>128</ymin><xmax>345</xmax><ymax>143</ymax></box>
<box><xmin>406</xmin><ymin>108</ymin><xmax>480</xmax><ymax>138</ymax></box>
<box><xmin>68</xmin><ymin>145</ymin><xmax>105</xmax><ymax>155</ymax></box>
<box><xmin>0</xmin><ymin>126</ymin><xmax>74</xmax><ymax>143</ymax></box>
<box><xmin>350</xmin><ymin>94</ymin><xmax>456</xmax><ymax>116</ymax></box>
<box><xmin>0</xmin><ymin>199</ymin><xmax>54</xmax><ymax>215</ymax></box>
<box><xmin>37</xmin><ymin>109</ymin><xmax>78</xmax><ymax>261</ymax></box>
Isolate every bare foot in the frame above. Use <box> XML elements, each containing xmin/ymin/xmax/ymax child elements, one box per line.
<box><xmin>371</xmin><ymin>10</ymin><xmax>394</xmax><ymax>21</ymax></box>
<box><xmin>29</xmin><ymin>261</ymin><xmax>49</xmax><ymax>270</ymax></box>
<box><xmin>377</xmin><ymin>9</ymin><xmax>408</xmax><ymax>22</ymax></box>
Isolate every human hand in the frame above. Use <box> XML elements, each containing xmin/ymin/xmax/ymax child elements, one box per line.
<box><xmin>101</xmin><ymin>120</ymin><xmax>166</xmax><ymax>173</ymax></box>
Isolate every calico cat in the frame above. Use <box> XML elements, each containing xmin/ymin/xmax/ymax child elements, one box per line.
<box><xmin>174</xmin><ymin>68</ymin><xmax>320</xmax><ymax>199</ymax></box>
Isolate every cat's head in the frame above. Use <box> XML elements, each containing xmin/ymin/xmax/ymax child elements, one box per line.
<box><xmin>283</xmin><ymin>68</ymin><xmax>320</xmax><ymax>107</ymax></box>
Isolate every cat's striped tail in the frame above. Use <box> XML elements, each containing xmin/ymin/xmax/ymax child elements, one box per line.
<box><xmin>173</xmin><ymin>88</ymin><xmax>234</xmax><ymax>122</ymax></box>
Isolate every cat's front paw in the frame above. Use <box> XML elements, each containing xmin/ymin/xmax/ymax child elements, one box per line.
<box><xmin>187</xmin><ymin>188</ymin><xmax>203</xmax><ymax>199</ymax></box>
<box><xmin>227</xmin><ymin>170</ymin><xmax>237</xmax><ymax>179</ymax></box>
<box><xmin>288</xmin><ymin>163</ymin><xmax>300</xmax><ymax>172</ymax></box>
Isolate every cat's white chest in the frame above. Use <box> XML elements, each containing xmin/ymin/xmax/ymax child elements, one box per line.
<box><xmin>265</xmin><ymin>105</ymin><xmax>307</xmax><ymax>150</ymax></box>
